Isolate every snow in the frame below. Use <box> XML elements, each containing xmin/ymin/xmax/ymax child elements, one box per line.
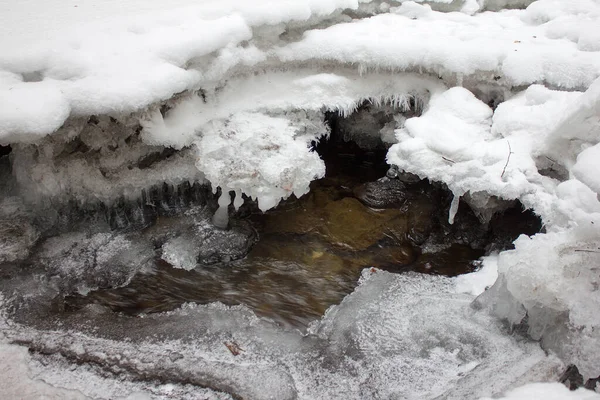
<box><xmin>572</xmin><ymin>144</ymin><xmax>600</xmax><ymax>194</ymax></box>
<box><xmin>388</xmin><ymin>75</ymin><xmax>600</xmax><ymax>378</ymax></box>
<box><xmin>2</xmin><ymin>0</ymin><xmax>600</xmax><ymax>397</ymax></box>
<box><xmin>278</xmin><ymin>2</ymin><xmax>600</xmax><ymax>89</ymax></box>
<box><xmin>455</xmin><ymin>253</ymin><xmax>499</xmax><ymax>296</ymax></box>
<box><xmin>2</xmin><ymin>0</ymin><xmax>600</xmax><ymax>211</ymax></box>
<box><xmin>481</xmin><ymin>382</ymin><xmax>600</xmax><ymax>400</ymax></box>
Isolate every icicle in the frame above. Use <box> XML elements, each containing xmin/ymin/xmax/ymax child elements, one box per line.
<box><xmin>233</xmin><ymin>189</ymin><xmax>244</xmax><ymax>211</ymax></box>
<box><xmin>212</xmin><ymin>189</ymin><xmax>231</xmax><ymax>229</ymax></box>
<box><xmin>448</xmin><ymin>193</ymin><xmax>460</xmax><ymax>225</ymax></box>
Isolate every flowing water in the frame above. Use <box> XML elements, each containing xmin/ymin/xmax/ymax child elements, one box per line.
<box><xmin>63</xmin><ymin>139</ymin><xmax>485</xmax><ymax>328</ymax></box>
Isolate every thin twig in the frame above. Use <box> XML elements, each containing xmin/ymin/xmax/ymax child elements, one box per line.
<box><xmin>501</xmin><ymin>141</ymin><xmax>512</xmax><ymax>178</ymax></box>
<box><xmin>574</xmin><ymin>249</ymin><xmax>600</xmax><ymax>253</ymax></box>
<box><xmin>442</xmin><ymin>156</ymin><xmax>455</xmax><ymax>164</ymax></box>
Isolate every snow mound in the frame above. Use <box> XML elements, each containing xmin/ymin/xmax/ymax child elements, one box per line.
<box><xmin>393</xmin><ymin>77</ymin><xmax>600</xmax><ymax>378</ymax></box>
<box><xmin>475</xmin><ymin>228</ymin><xmax>600</xmax><ymax>379</ymax></box>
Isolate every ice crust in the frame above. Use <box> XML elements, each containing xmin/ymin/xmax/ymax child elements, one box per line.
<box><xmin>0</xmin><ymin>272</ymin><xmax>567</xmax><ymax>400</ymax></box>
<box><xmin>37</xmin><ymin>231</ymin><xmax>154</xmax><ymax>294</ymax></box>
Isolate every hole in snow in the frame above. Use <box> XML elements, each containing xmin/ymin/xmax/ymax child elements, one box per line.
<box><xmin>0</xmin><ymin>145</ymin><xmax>12</xmax><ymax>158</ymax></box>
<box><xmin>21</xmin><ymin>71</ymin><xmax>44</xmax><ymax>82</ymax></box>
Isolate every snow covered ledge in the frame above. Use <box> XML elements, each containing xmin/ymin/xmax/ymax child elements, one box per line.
<box><xmin>2</xmin><ymin>0</ymin><xmax>600</xmax><ymax>213</ymax></box>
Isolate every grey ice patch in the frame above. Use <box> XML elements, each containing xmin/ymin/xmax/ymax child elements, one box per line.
<box><xmin>37</xmin><ymin>231</ymin><xmax>154</xmax><ymax>294</ymax></box>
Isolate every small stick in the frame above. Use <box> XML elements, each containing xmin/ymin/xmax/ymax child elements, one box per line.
<box><xmin>501</xmin><ymin>141</ymin><xmax>512</xmax><ymax>178</ymax></box>
<box><xmin>442</xmin><ymin>156</ymin><xmax>455</xmax><ymax>164</ymax></box>
<box><xmin>224</xmin><ymin>341</ymin><xmax>244</xmax><ymax>356</ymax></box>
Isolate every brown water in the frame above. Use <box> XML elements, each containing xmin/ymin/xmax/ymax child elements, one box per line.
<box><xmin>65</xmin><ymin>170</ymin><xmax>482</xmax><ymax>328</ymax></box>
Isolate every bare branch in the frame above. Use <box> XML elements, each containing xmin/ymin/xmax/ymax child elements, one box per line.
<box><xmin>501</xmin><ymin>141</ymin><xmax>512</xmax><ymax>178</ymax></box>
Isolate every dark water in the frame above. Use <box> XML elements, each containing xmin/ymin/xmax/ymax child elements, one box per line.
<box><xmin>64</xmin><ymin>140</ymin><xmax>483</xmax><ymax>328</ymax></box>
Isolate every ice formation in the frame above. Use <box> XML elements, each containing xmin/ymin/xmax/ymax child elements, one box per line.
<box><xmin>0</xmin><ymin>272</ymin><xmax>568</xmax><ymax>400</ymax></box>
<box><xmin>5</xmin><ymin>0</ymin><xmax>600</xmax><ymax>211</ymax></box>
<box><xmin>390</xmin><ymin>76</ymin><xmax>600</xmax><ymax>378</ymax></box>
<box><xmin>1</xmin><ymin>0</ymin><xmax>600</xmax><ymax>397</ymax></box>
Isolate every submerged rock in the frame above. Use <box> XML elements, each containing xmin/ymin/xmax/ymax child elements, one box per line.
<box><xmin>354</xmin><ymin>176</ymin><xmax>408</xmax><ymax>209</ymax></box>
<box><xmin>37</xmin><ymin>231</ymin><xmax>154</xmax><ymax>293</ymax></box>
<box><xmin>0</xmin><ymin>218</ymin><xmax>39</xmax><ymax>264</ymax></box>
<box><xmin>150</xmin><ymin>208</ymin><xmax>258</xmax><ymax>269</ymax></box>
<box><xmin>263</xmin><ymin>193</ymin><xmax>407</xmax><ymax>251</ymax></box>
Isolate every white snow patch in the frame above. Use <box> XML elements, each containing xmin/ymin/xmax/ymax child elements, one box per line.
<box><xmin>479</xmin><ymin>382</ymin><xmax>600</xmax><ymax>400</ymax></box>
<box><xmin>455</xmin><ymin>253</ymin><xmax>499</xmax><ymax>296</ymax></box>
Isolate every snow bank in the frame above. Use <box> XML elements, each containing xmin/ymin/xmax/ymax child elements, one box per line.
<box><xmin>391</xmin><ymin>77</ymin><xmax>600</xmax><ymax>377</ymax></box>
<box><xmin>3</xmin><ymin>0</ymin><xmax>600</xmax><ymax>211</ymax></box>
<box><xmin>278</xmin><ymin>1</ymin><xmax>600</xmax><ymax>90</ymax></box>
<box><xmin>0</xmin><ymin>0</ymin><xmax>373</xmax><ymax>141</ymax></box>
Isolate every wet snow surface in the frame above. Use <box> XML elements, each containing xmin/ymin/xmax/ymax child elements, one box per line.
<box><xmin>2</xmin><ymin>0</ymin><xmax>600</xmax><ymax>398</ymax></box>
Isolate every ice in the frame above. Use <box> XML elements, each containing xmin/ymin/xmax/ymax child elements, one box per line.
<box><xmin>475</xmin><ymin>227</ymin><xmax>600</xmax><ymax>379</ymax></box>
<box><xmin>0</xmin><ymin>197</ymin><xmax>39</xmax><ymax>263</ymax></box>
<box><xmin>161</xmin><ymin>236</ymin><xmax>198</xmax><ymax>271</ymax></box>
<box><xmin>1</xmin><ymin>0</ymin><xmax>600</xmax><ymax>396</ymax></box>
<box><xmin>455</xmin><ymin>253</ymin><xmax>499</xmax><ymax>296</ymax></box>
<box><xmin>212</xmin><ymin>191</ymin><xmax>231</xmax><ymax>230</ymax></box>
<box><xmin>156</xmin><ymin>208</ymin><xmax>257</xmax><ymax>268</ymax></box>
<box><xmin>37</xmin><ymin>231</ymin><xmax>154</xmax><ymax>294</ymax></box>
<box><xmin>388</xmin><ymin>77</ymin><xmax>600</xmax><ymax>378</ymax></box>
<box><xmin>195</xmin><ymin>111</ymin><xmax>326</xmax><ymax>211</ymax></box>
<box><xmin>10</xmin><ymin>115</ymin><xmax>205</xmax><ymax>204</ymax></box>
<box><xmin>0</xmin><ymin>344</ymin><xmax>87</xmax><ymax>400</ymax></box>
<box><xmin>0</xmin><ymin>271</ymin><xmax>563</xmax><ymax>400</ymax></box>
